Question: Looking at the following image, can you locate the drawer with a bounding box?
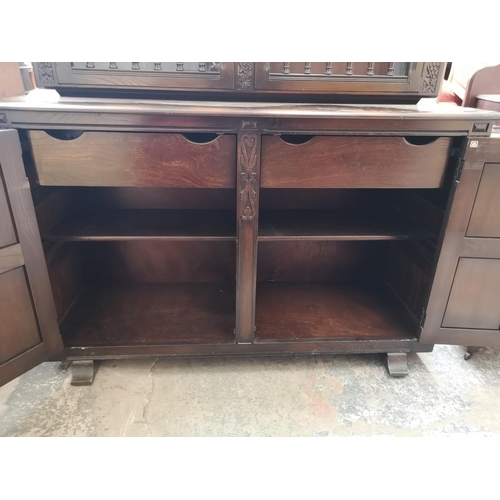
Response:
[466,163,500,238]
[29,131,236,188]
[261,135,451,188]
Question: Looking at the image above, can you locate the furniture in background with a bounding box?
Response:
[0,62,499,387]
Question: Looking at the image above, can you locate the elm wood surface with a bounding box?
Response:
[442,258,500,330]
[466,163,500,237]
[61,283,236,347]
[261,136,451,188]
[255,282,415,341]
[0,130,63,386]
[29,131,236,188]
[257,241,386,283]
[82,241,236,284]
[258,209,431,241]
[44,209,236,241]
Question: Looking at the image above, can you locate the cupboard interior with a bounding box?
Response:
[255,183,454,342]
[35,187,237,347]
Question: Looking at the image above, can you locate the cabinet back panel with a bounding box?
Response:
[81,241,236,284]
[257,241,387,282]
[75,187,236,211]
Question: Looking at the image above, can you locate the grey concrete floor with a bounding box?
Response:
[1,345,499,436]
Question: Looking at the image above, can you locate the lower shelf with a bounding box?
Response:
[255,282,416,341]
[61,283,236,347]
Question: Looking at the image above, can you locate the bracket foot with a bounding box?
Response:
[71,360,98,386]
[387,353,409,377]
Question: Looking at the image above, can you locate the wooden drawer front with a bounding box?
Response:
[466,163,500,237]
[442,258,500,330]
[29,131,236,188]
[261,136,451,188]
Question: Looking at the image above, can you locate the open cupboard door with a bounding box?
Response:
[420,137,500,349]
[0,129,63,386]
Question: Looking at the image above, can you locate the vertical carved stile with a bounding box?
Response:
[109,62,118,69]
[239,134,258,221]
[283,62,290,74]
[199,62,206,72]
[176,62,184,71]
[387,62,395,76]
[86,62,95,69]
[325,62,332,75]
[304,62,311,74]
[346,62,353,75]
[422,62,442,93]
[36,63,56,85]
[236,63,253,90]
[154,62,162,71]
[132,62,140,70]
[367,62,375,75]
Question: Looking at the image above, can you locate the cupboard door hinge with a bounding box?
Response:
[454,158,464,182]
[419,308,427,328]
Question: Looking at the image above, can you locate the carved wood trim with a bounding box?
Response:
[237,62,253,90]
[239,133,258,220]
[422,62,441,93]
[36,62,56,85]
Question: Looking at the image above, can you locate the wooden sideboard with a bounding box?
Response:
[0,94,499,386]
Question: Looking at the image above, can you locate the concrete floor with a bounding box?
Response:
[1,345,499,437]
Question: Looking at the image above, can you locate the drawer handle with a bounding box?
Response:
[182,133,220,145]
[403,136,440,146]
[45,130,85,141]
[279,135,314,145]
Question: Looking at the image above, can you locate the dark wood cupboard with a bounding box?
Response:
[0,89,499,386]
[33,62,445,103]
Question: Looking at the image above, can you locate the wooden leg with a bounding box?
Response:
[387,353,409,377]
[71,360,97,386]
[465,346,481,361]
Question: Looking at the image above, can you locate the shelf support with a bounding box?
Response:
[386,353,408,377]
[236,127,261,344]
[71,360,98,386]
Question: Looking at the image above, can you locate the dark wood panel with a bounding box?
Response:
[255,282,415,341]
[257,241,386,282]
[29,131,237,188]
[467,163,500,237]
[46,243,83,321]
[34,187,76,237]
[0,130,62,374]
[0,267,42,364]
[0,243,24,274]
[383,242,432,320]
[65,338,433,358]
[0,175,16,248]
[82,240,236,284]
[61,283,235,346]
[261,135,451,188]
[258,210,430,241]
[442,258,500,330]
[44,209,236,241]
[75,187,235,210]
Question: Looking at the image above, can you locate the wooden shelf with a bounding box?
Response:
[61,283,236,347]
[258,210,430,241]
[44,209,236,241]
[255,282,415,341]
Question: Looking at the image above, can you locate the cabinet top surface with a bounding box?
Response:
[1,92,499,121]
